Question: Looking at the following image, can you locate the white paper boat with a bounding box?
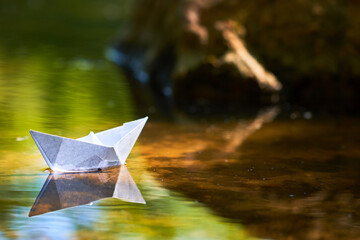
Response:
[29,165,145,217]
[30,117,148,172]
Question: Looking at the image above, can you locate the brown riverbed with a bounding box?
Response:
[139,114,360,239]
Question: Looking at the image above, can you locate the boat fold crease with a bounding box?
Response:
[30,117,148,172]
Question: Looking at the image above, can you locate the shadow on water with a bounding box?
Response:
[29,166,145,217]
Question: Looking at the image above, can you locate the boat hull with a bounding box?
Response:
[30,117,148,172]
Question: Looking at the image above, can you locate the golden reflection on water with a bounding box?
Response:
[140,116,360,240]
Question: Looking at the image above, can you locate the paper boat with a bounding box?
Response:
[30,117,148,172]
[29,165,145,217]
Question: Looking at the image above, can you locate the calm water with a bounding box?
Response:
[1,2,360,240]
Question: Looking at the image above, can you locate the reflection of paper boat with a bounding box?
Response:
[30,117,148,172]
[29,165,145,217]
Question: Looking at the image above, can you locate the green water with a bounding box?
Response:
[0,1,255,240]
[1,1,360,240]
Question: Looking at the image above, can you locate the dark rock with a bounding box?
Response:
[112,0,360,113]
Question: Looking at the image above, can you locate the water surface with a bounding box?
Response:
[0,1,359,240]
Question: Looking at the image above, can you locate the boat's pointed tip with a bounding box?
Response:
[29,129,41,134]
[141,116,149,124]
[29,129,44,138]
[28,210,36,217]
[29,129,37,136]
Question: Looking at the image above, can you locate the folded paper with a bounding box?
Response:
[30,117,148,172]
[29,165,145,217]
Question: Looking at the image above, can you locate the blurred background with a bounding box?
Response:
[0,1,360,239]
